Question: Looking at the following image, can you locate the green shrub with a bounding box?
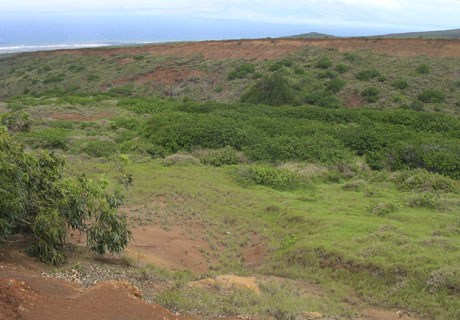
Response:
[317,70,337,79]
[416,64,430,74]
[326,78,346,93]
[87,74,100,81]
[134,55,145,61]
[344,52,358,62]
[50,120,74,129]
[43,75,64,84]
[241,73,298,106]
[83,140,116,157]
[377,75,387,82]
[1,112,31,132]
[27,128,68,149]
[356,69,380,81]
[361,87,380,102]
[410,100,425,111]
[231,165,303,190]
[392,169,455,192]
[369,202,398,216]
[162,153,201,166]
[335,63,350,74]
[111,117,140,130]
[315,57,332,69]
[392,80,409,90]
[304,91,341,108]
[418,89,445,103]
[228,64,256,80]
[293,67,304,75]
[406,192,440,209]
[194,146,243,166]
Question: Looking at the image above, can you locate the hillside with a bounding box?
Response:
[380,28,460,39]
[281,32,336,39]
[1,38,460,114]
[1,37,460,320]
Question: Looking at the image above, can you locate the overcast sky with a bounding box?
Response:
[1,1,459,45]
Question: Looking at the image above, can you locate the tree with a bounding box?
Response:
[0,128,132,265]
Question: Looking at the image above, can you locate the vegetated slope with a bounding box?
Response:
[1,38,460,114]
[380,28,460,39]
[2,95,460,319]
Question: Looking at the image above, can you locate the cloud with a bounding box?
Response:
[1,0,460,32]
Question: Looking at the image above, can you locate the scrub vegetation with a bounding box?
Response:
[1,39,460,319]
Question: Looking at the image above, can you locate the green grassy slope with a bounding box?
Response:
[2,95,460,318]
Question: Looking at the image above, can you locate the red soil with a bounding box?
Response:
[25,38,460,61]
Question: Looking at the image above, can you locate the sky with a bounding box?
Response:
[1,1,460,47]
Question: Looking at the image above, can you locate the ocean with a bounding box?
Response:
[0,13,403,53]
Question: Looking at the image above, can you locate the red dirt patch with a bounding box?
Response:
[0,261,200,320]
[25,38,460,61]
[0,97,8,102]
[344,92,364,108]
[242,244,266,268]
[126,224,217,273]
[50,112,111,121]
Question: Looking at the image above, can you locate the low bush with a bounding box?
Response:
[193,146,245,166]
[241,73,298,106]
[317,70,337,79]
[406,192,440,209]
[26,128,68,149]
[416,63,430,74]
[361,87,380,102]
[162,153,201,166]
[83,140,116,157]
[392,169,455,192]
[87,74,101,81]
[418,89,445,103]
[326,78,346,93]
[0,112,31,132]
[228,64,256,80]
[392,80,409,90]
[369,202,398,216]
[356,69,380,81]
[315,57,332,69]
[335,63,350,74]
[231,165,304,190]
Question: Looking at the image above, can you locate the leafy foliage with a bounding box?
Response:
[228,64,256,80]
[241,73,298,106]
[0,130,132,264]
[356,69,380,81]
[418,89,445,103]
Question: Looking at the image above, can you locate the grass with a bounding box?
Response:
[60,153,460,319]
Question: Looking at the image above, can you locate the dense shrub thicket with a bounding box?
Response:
[0,129,132,264]
[113,97,460,179]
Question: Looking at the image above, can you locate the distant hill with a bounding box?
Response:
[282,32,336,39]
[378,28,460,39]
